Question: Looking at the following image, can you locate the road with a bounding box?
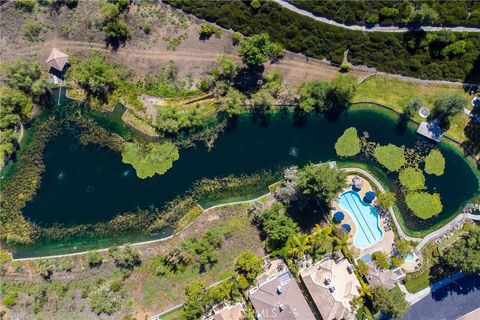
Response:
[273,0,480,33]
[403,274,480,320]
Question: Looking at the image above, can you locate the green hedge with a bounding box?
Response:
[165,0,480,82]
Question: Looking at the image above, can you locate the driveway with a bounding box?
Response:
[403,274,480,320]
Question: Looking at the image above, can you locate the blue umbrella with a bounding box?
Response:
[342,224,352,233]
[365,191,376,202]
[333,211,345,223]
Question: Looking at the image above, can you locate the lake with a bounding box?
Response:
[10,107,479,257]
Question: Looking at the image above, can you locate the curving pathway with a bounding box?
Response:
[273,0,480,33]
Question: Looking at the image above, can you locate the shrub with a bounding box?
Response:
[335,127,361,157]
[231,31,241,45]
[2,295,17,308]
[424,149,445,176]
[14,0,36,12]
[399,167,425,191]
[109,246,141,269]
[340,63,351,73]
[24,20,44,42]
[235,251,262,284]
[374,144,405,172]
[405,192,443,219]
[86,251,102,268]
[199,23,222,39]
[121,141,180,179]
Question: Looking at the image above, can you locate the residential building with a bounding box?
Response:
[249,261,316,320]
[301,258,361,320]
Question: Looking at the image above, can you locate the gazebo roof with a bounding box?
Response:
[352,177,364,189]
[365,191,376,202]
[46,48,68,72]
[333,211,345,223]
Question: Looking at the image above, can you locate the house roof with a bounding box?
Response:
[46,48,68,71]
[301,259,361,320]
[249,271,316,320]
[366,262,403,290]
[213,303,244,320]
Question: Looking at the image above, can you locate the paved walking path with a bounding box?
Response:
[415,213,480,252]
[274,0,480,33]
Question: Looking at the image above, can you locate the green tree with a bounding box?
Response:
[259,205,300,250]
[432,94,468,126]
[409,4,439,26]
[377,192,396,210]
[298,80,329,113]
[103,20,131,46]
[404,99,422,119]
[250,0,261,10]
[395,240,412,257]
[374,144,406,172]
[72,52,121,98]
[309,224,334,255]
[100,2,120,21]
[370,286,409,318]
[399,167,426,191]
[182,280,207,320]
[221,87,245,115]
[14,0,36,12]
[239,33,285,66]
[356,259,369,276]
[424,149,445,176]
[213,56,238,81]
[297,163,347,206]
[284,234,312,261]
[235,251,263,284]
[405,192,442,219]
[371,251,389,269]
[442,40,474,57]
[335,127,361,157]
[442,228,480,273]
[121,141,179,179]
[327,74,357,110]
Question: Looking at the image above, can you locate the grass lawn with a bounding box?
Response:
[354,75,474,144]
[160,307,183,320]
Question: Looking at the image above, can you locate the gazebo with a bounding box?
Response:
[351,176,364,190]
[46,48,68,83]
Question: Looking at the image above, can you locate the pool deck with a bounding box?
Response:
[331,175,394,258]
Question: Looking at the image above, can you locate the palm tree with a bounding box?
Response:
[334,235,349,253]
[310,224,333,253]
[285,234,312,260]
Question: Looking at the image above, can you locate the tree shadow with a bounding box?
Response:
[395,113,410,134]
[292,107,308,127]
[233,65,264,95]
[431,273,480,302]
[250,106,270,127]
[285,199,323,232]
[463,110,480,165]
[464,54,480,84]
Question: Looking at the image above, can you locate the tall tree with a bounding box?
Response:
[235,251,263,284]
[239,33,285,66]
[297,164,347,207]
[370,286,409,318]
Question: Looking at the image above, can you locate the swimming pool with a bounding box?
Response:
[338,190,383,249]
[404,252,416,262]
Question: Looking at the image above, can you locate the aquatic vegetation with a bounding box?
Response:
[405,192,443,219]
[121,141,179,179]
[399,167,426,191]
[335,127,361,157]
[424,149,446,176]
[374,144,406,172]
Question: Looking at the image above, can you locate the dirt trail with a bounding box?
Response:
[27,39,374,85]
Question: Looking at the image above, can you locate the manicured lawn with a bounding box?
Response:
[354,76,471,115]
[160,307,183,320]
[354,76,474,144]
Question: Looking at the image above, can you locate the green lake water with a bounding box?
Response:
[8,108,479,258]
